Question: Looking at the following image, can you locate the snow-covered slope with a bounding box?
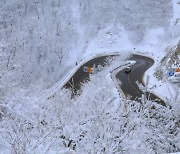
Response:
[0,1,180,153]
[1,56,180,153]
[0,0,179,96]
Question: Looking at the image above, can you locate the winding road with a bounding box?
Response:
[116,55,165,106]
[64,54,165,106]
[64,55,114,94]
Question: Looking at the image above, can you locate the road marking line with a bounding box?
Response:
[127,74,141,95]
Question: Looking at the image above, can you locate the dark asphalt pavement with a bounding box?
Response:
[64,54,165,106]
[116,54,165,106]
[63,55,115,95]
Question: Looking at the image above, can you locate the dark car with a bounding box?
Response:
[124,66,131,73]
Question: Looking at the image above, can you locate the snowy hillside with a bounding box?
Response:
[0,0,180,153]
[0,57,180,153]
[0,0,179,95]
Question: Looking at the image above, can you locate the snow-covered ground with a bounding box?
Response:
[0,0,178,96]
[82,25,180,105]
[1,55,179,153]
[0,0,180,153]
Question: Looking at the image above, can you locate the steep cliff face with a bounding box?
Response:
[0,0,175,94]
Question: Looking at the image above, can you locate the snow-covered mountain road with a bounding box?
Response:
[63,54,165,106]
[116,54,166,106]
[63,55,112,94]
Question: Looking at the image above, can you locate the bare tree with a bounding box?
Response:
[136,75,156,104]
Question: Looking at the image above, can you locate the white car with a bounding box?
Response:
[124,66,131,73]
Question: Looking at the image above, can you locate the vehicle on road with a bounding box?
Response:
[124,66,131,73]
